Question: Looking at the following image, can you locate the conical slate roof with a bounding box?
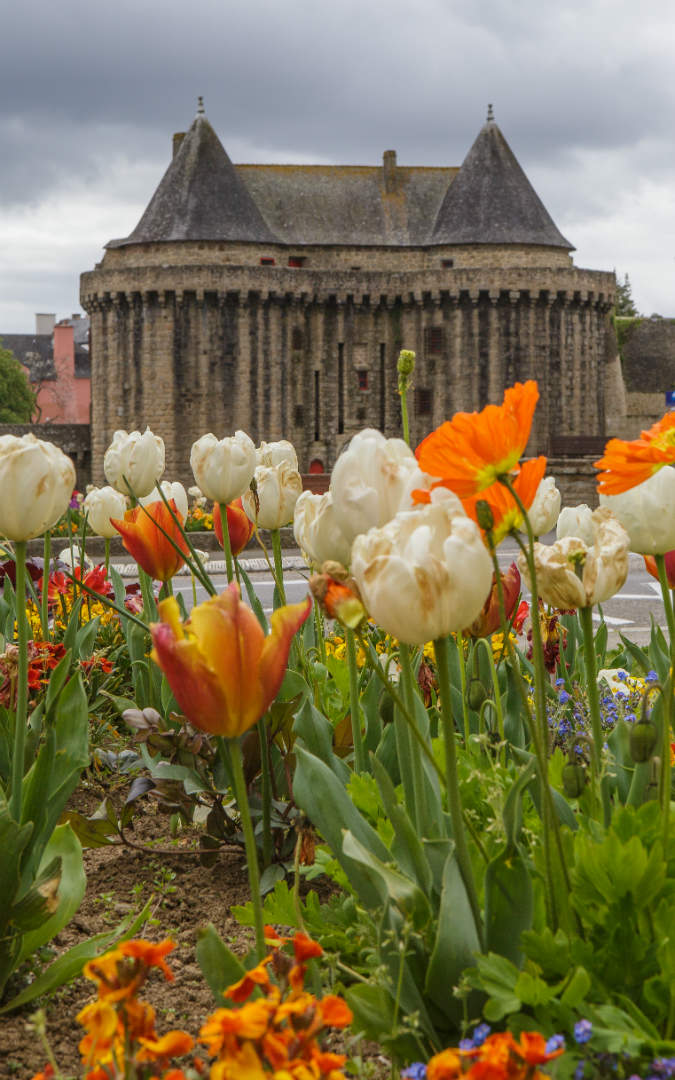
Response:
[431,111,573,249]
[113,104,277,246]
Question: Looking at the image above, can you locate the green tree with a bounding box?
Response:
[0,342,37,423]
[614,271,639,317]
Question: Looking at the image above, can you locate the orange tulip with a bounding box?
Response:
[150,585,311,738]
[213,497,255,556]
[595,411,675,495]
[644,549,675,588]
[415,381,540,499]
[111,499,189,581]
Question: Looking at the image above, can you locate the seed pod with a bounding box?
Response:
[562,760,587,799]
[630,720,658,763]
[378,691,394,726]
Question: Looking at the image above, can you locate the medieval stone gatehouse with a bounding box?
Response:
[81,103,615,484]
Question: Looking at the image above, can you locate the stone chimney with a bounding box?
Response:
[382,150,398,194]
[173,132,186,158]
[35,313,56,335]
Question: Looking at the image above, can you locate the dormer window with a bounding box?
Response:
[260,257,275,265]
[442,259,454,268]
[288,256,306,268]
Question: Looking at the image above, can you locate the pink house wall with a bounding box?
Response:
[33,323,90,424]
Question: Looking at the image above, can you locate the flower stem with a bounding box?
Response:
[41,531,51,642]
[346,629,367,773]
[434,634,483,948]
[654,554,674,850]
[400,390,410,446]
[578,605,604,780]
[228,736,265,960]
[257,716,273,868]
[104,537,110,577]
[271,529,286,607]
[456,634,471,740]
[399,643,429,835]
[10,541,28,821]
[218,502,235,584]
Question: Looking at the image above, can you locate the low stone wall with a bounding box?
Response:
[0,423,91,489]
[547,457,600,508]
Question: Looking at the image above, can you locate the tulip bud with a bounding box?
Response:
[139,480,188,521]
[293,490,352,569]
[0,434,76,541]
[256,440,298,471]
[309,573,366,630]
[242,462,303,530]
[378,690,394,726]
[467,678,488,711]
[104,427,165,498]
[562,760,588,798]
[475,499,495,534]
[524,476,561,537]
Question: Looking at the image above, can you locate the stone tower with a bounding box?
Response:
[81,104,615,484]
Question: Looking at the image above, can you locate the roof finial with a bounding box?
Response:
[197,96,205,115]
[487,103,494,123]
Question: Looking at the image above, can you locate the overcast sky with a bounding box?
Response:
[2,0,674,332]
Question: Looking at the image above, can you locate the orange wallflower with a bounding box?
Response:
[151,586,311,738]
[214,497,255,556]
[595,412,675,494]
[119,937,176,981]
[426,1049,463,1080]
[112,499,190,581]
[462,456,547,545]
[415,381,540,499]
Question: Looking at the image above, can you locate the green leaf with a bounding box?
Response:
[425,848,480,1018]
[345,982,427,1063]
[18,824,86,962]
[293,747,390,910]
[467,952,522,1022]
[370,755,432,896]
[196,923,247,1005]
[238,563,268,632]
[293,699,349,782]
[62,597,84,653]
[342,830,431,929]
[484,849,533,967]
[0,900,152,1014]
[74,616,101,660]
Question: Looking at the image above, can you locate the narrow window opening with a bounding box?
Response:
[338,343,344,434]
[416,387,433,416]
[314,371,320,441]
[260,257,275,266]
[288,256,305,268]
[357,369,369,391]
[291,327,304,350]
[441,258,454,268]
[379,343,386,430]
[424,326,444,354]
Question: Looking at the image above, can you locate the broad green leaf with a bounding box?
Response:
[196,923,247,1005]
[484,849,533,966]
[18,824,86,962]
[425,848,480,1018]
[342,830,431,929]
[370,756,432,896]
[293,699,349,782]
[346,982,427,1063]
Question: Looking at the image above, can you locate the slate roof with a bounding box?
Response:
[430,116,573,249]
[107,108,572,250]
[109,109,278,247]
[1,334,54,380]
[238,163,457,246]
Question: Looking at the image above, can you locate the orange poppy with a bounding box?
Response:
[462,456,548,545]
[112,500,190,582]
[595,412,675,494]
[415,381,540,498]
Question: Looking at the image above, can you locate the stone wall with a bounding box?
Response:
[0,423,91,489]
[617,317,675,437]
[82,259,614,486]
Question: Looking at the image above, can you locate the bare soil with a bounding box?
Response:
[1,783,361,1079]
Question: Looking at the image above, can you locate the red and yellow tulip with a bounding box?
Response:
[111,499,189,582]
[213,497,255,556]
[150,584,311,737]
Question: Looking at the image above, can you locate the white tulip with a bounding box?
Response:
[104,427,165,498]
[599,466,675,554]
[350,501,493,644]
[330,428,436,546]
[242,461,303,530]
[58,547,93,572]
[139,480,188,521]
[557,504,595,547]
[190,431,256,504]
[293,490,352,568]
[523,476,561,537]
[256,440,299,471]
[0,435,75,541]
[518,506,629,608]
[83,485,128,539]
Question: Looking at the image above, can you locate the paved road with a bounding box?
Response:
[113,538,668,646]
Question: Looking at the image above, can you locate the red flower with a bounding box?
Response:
[466,563,520,637]
[644,549,675,589]
[213,498,255,556]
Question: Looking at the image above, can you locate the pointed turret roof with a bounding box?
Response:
[431,108,573,249]
[110,100,277,247]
